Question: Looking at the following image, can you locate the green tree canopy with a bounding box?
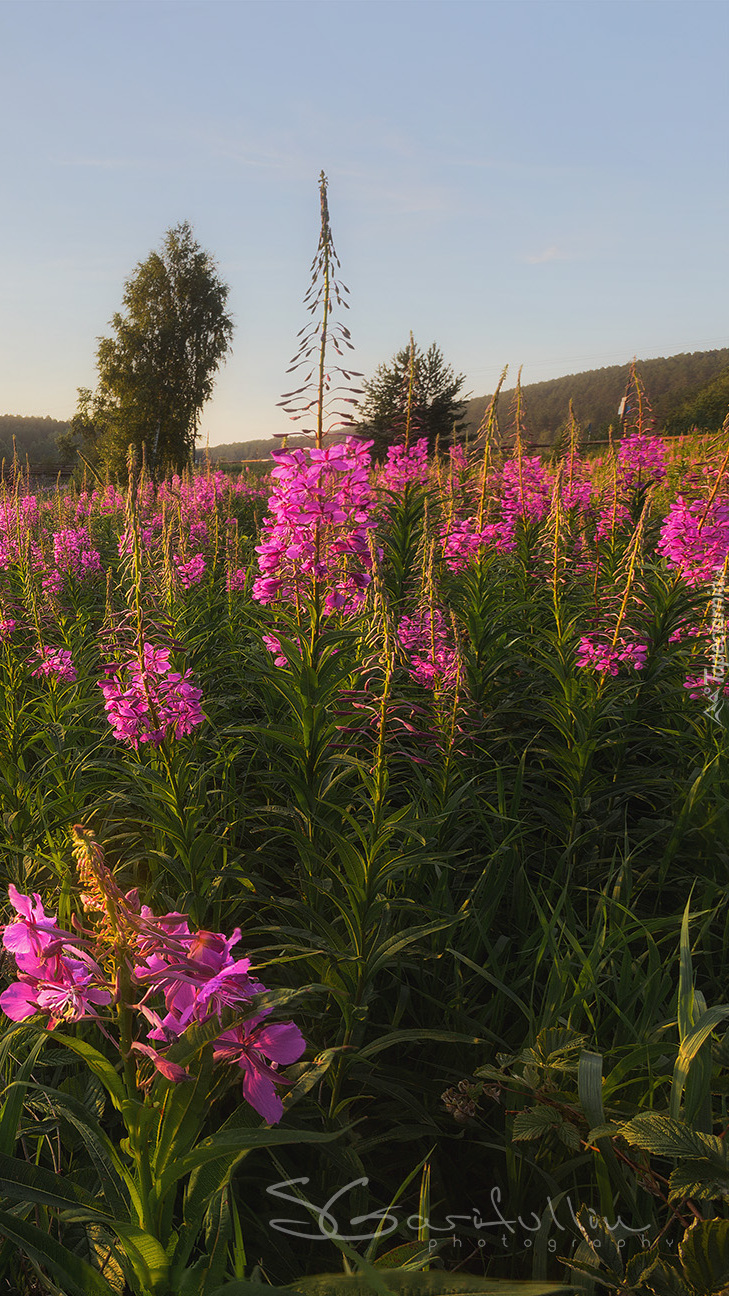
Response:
[356,339,468,458]
[68,222,234,477]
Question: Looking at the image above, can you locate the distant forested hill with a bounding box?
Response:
[463,349,729,445]
[205,436,311,461]
[0,415,71,467]
[4,347,728,469]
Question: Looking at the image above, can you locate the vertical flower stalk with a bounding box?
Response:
[611,493,652,650]
[511,367,527,522]
[278,172,362,448]
[475,366,507,533]
[550,463,564,636]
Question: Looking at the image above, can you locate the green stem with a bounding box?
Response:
[117,959,157,1236]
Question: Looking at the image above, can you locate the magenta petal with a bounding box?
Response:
[7,885,39,920]
[130,1041,192,1083]
[0,981,40,1020]
[240,1059,284,1124]
[255,1021,307,1065]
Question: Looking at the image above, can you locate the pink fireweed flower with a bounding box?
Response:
[212,1017,307,1124]
[378,439,430,491]
[41,570,65,596]
[441,519,489,572]
[684,672,729,701]
[0,888,112,1028]
[617,433,667,492]
[188,521,209,548]
[1,883,306,1123]
[576,635,649,675]
[657,496,729,587]
[3,884,61,969]
[262,633,288,667]
[131,913,305,1122]
[52,527,102,582]
[174,553,206,589]
[252,439,376,613]
[398,608,459,689]
[227,566,247,593]
[0,950,113,1028]
[0,619,15,640]
[99,643,205,749]
[31,646,76,683]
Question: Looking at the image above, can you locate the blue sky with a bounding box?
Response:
[0,0,727,445]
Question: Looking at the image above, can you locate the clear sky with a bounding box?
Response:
[1,0,727,445]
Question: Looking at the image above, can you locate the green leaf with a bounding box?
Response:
[677,898,696,1046]
[577,1052,606,1131]
[28,1082,138,1219]
[0,1208,117,1296]
[578,1051,637,1212]
[373,1241,445,1270]
[211,1279,574,1296]
[357,1030,482,1061]
[177,1187,232,1296]
[511,1105,562,1140]
[152,1039,217,1179]
[291,1278,574,1296]
[156,1126,340,1203]
[0,1150,169,1292]
[671,1008,729,1123]
[0,1030,48,1156]
[639,1257,692,1296]
[172,1102,262,1278]
[668,1162,729,1202]
[52,1031,126,1109]
[0,1148,105,1213]
[679,1219,729,1294]
[573,1203,623,1279]
[618,1114,729,1164]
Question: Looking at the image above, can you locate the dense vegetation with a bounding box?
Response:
[0,415,71,469]
[1,396,729,1293]
[4,349,729,472]
[463,349,729,445]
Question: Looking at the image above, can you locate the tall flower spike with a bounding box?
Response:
[277,172,362,448]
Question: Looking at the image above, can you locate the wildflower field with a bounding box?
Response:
[2,405,729,1296]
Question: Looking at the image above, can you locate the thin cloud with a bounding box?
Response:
[523,245,569,265]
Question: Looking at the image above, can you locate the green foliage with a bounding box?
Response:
[68,222,233,478]
[4,442,729,1290]
[358,341,468,457]
[0,413,72,469]
[664,367,729,437]
[463,350,729,446]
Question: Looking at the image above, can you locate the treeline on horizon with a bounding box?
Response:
[3,346,729,469]
[463,346,729,445]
